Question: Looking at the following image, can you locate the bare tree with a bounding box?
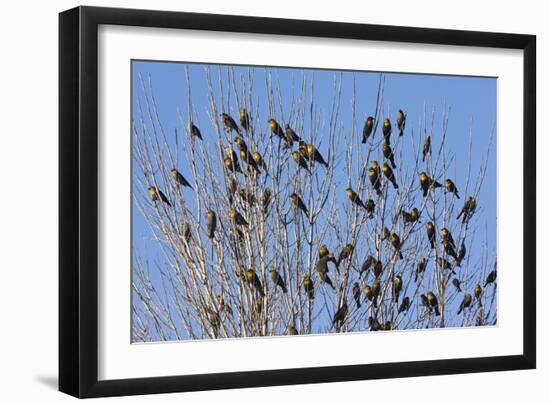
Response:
[131,65,497,342]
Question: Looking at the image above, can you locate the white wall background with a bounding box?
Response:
[0,1,545,402]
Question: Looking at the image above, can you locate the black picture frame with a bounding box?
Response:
[59,6,536,398]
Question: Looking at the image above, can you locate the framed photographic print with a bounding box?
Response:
[59,6,536,398]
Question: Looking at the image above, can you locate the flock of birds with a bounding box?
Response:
[145,107,496,333]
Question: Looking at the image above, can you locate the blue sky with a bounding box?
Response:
[131,60,496,340]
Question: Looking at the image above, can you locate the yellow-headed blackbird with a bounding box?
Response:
[240,148,260,175]
[206,210,217,239]
[443,240,458,260]
[224,147,243,174]
[452,278,462,292]
[368,167,382,196]
[352,282,361,309]
[458,293,472,314]
[474,284,483,303]
[364,285,374,306]
[372,279,381,300]
[246,268,265,297]
[346,187,367,210]
[332,301,348,327]
[287,325,298,335]
[396,109,406,136]
[360,255,375,277]
[316,255,336,289]
[149,186,172,207]
[382,143,397,169]
[319,245,338,266]
[284,124,301,142]
[456,242,466,266]
[415,257,427,282]
[290,192,309,216]
[427,291,440,316]
[419,172,442,197]
[420,294,429,308]
[229,207,248,227]
[291,151,311,174]
[444,179,460,199]
[382,163,399,189]
[382,118,392,145]
[182,221,193,244]
[427,222,436,249]
[362,116,374,143]
[268,118,285,139]
[373,259,383,278]
[368,316,382,331]
[365,199,375,219]
[422,135,431,162]
[402,207,420,224]
[239,108,251,132]
[393,274,403,302]
[337,244,354,267]
[398,296,410,314]
[306,143,329,168]
[234,136,248,152]
[303,275,315,299]
[262,188,271,216]
[457,197,477,223]
[270,269,288,293]
[171,168,193,190]
[252,151,268,172]
[484,269,497,287]
[188,122,203,140]
[390,233,403,259]
[221,113,240,133]
[441,227,456,249]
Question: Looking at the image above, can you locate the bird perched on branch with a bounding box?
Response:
[181,221,193,244]
[426,221,436,249]
[188,122,203,140]
[332,301,348,327]
[381,226,391,242]
[382,118,392,145]
[287,325,298,335]
[306,143,329,168]
[284,123,301,142]
[337,244,354,267]
[396,109,406,136]
[206,210,217,239]
[422,135,431,162]
[290,193,309,217]
[415,257,427,282]
[419,172,442,197]
[373,259,383,278]
[390,233,403,259]
[239,108,251,132]
[233,136,248,152]
[298,141,308,159]
[303,276,315,299]
[398,296,410,314]
[224,146,243,174]
[268,118,285,139]
[362,116,374,143]
[319,245,338,266]
[436,256,455,275]
[346,187,368,210]
[246,268,265,297]
[229,208,248,227]
[368,316,382,331]
[239,148,261,175]
[171,168,193,189]
[368,162,382,196]
[427,291,440,316]
[420,294,429,310]
[372,279,381,303]
[363,285,376,308]
[382,163,399,189]
[474,284,483,305]
[452,278,462,292]
[393,275,403,302]
[382,143,397,169]
[444,179,460,199]
[401,207,420,224]
[484,269,497,287]
[291,151,311,174]
[270,270,288,293]
[316,255,336,290]
[457,196,477,223]
[456,242,466,266]
[221,112,240,134]
[149,186,172,207]
[457,293,472,314]
[262,188,271,216]
[443,240,458,260]
[352,282,361,309]
[441,227,456,249]
[252,151,268,173]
